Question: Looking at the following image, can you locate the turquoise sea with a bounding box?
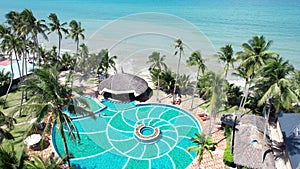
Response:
[0,0,300,70]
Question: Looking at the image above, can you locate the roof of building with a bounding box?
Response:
[278,112,300,169]
[233,114,276,169]
[98,73,149,97]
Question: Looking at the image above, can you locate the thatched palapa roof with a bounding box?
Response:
[98,73,149,97]
[233,114,276,169]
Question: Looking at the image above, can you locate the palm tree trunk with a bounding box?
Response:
[61,130,71,167]
[241,80,252,111]
[4,56,14,103]
[173,51,182,102]
[58,116,71,167]
[190,67,200,109]
[261,102,270,166]
[33,36,39,70]
[58,36,61,59]
[239,79,249,112]
[19,56,26,117]
[14,51,22,84]
[157,73,160,101]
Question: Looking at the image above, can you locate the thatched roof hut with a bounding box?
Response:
[233,114,276,169]
[98,73,149,101]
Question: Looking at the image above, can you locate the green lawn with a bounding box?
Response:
[1,90,32,161]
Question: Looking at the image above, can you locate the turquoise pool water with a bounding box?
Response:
[52,99,202,169]
[63,96,105,119]
[140,127,154,136]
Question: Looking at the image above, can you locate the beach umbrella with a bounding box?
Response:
[23,134,42,146]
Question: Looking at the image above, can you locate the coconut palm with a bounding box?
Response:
[67,20,85,57]
[187,133,216,166]
[20,66,91,167]
[97,49,117,77]
[147,51,167,101]
[232,66,250,110]
[19,9,48,68]
[291,70,300,98]
[187,51,206,79]
[173,39,184,102]
[76,43,89,73]
[0,24,8,38]
[216,44,235,79]
[208,73,225,134]
[177,74,194,95]
[58,52,75,71]
[236,35,275,111]
[197,71,215,100]
[258,56,298,123]
[0,111,15,143]
[187,50,206,108]
[5,11,21,32]
[149,68,175,94]
[48,13,68,58]
[0,33,23,102]
[0,69,10,87]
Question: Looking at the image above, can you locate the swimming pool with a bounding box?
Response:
[62,96,105,119]
[52,99,202,169]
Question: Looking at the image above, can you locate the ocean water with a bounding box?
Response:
[0,0,299,72]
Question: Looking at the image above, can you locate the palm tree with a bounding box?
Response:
[187,50,206,108]
[147,51,167,101]
[19,9,48,68]
[97,49,117,77]
[236,35,275,111]
[20,66,91,167]
[58,52,75,71]
[232,66,250,110]
[76,43,89,73]
[291,70,300,98]
[258,56,298,123]
[67,20,85,57]
[208,73,225,135]
[216,44,235,80]
[187,133,216,167]
[0,66,10,87]
[48,13,68,58]
[177,74,194,95]
[0,33,23,102]
[0,111,15,143]
[0,24,7,38]
[5,11,21,32]
[173,39,184,102]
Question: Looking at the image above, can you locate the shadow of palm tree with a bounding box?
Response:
[273,133,300,165]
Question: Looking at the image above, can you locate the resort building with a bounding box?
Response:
[278,113,300,169]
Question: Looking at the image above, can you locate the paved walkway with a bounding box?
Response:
[270,123,293,169]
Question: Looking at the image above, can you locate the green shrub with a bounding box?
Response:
[223,124,236,167]
[223,146,235,167]
[224,124,232,137]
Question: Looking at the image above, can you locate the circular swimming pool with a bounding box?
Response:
[52,98,202,169]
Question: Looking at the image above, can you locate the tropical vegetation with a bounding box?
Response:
[0,8,300,169]
[187,133,217,166]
